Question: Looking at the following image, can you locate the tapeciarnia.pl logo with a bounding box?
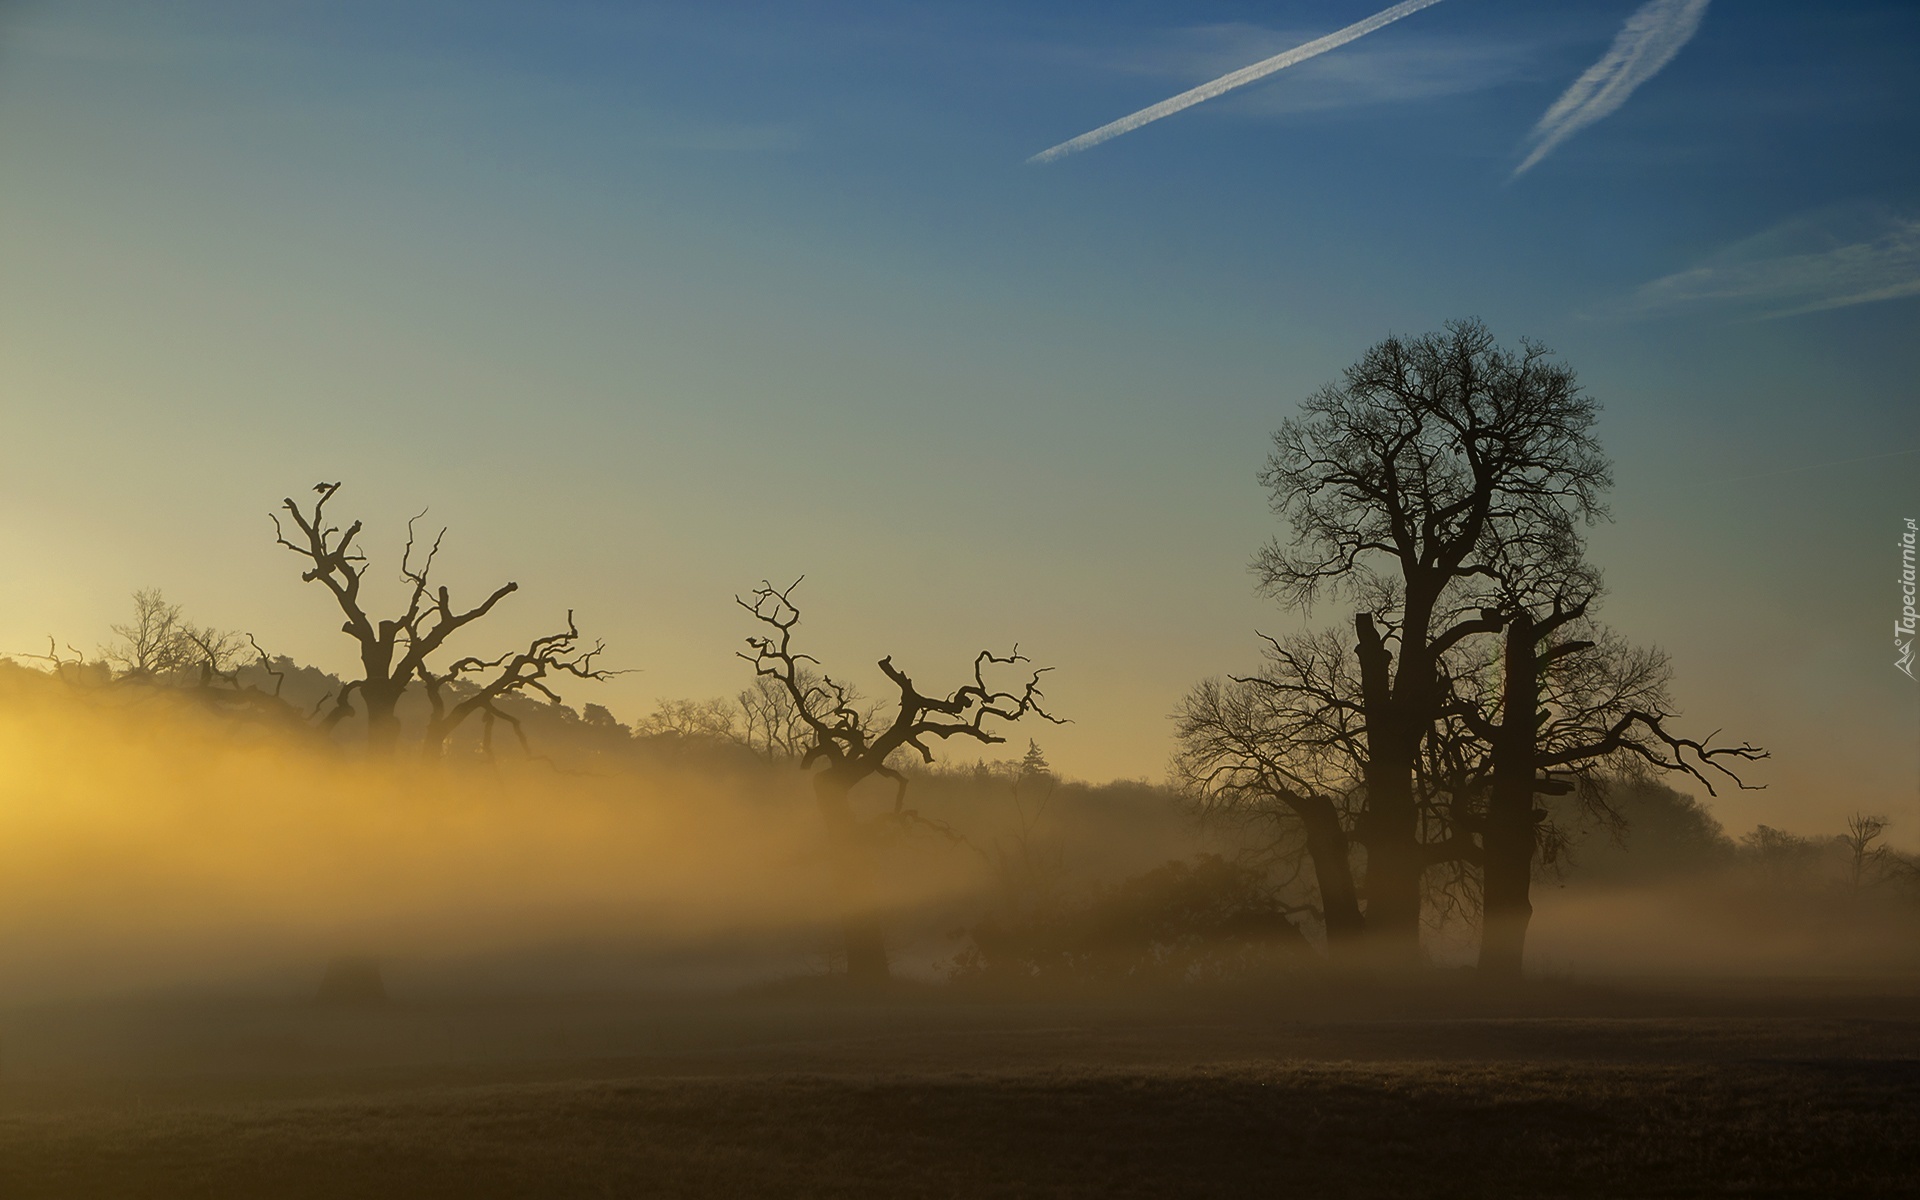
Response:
[1899,517,1917,680]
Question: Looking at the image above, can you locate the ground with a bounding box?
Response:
[2,976,1917,1198]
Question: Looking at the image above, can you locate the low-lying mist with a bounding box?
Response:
[1501,781,1920,981]
[0,668,1209,1003]
[1,665,1913,1007]
[0,673,885,1002]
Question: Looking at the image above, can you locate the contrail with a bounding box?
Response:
[1514,0,1709,177]
[1028,0,1449,165]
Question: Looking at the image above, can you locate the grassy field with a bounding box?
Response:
[3,979,1917,1198]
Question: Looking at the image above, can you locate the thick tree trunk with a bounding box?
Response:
[1294,793,1367,958]
[1357,763,1423,967]
[363,686,403,756]
[1478,824,1533,979]
[812,773,889,986]
[1354,613,1423,968]
[1480,613,1538,981]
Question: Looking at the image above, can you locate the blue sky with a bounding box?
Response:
[2,0,1916,835]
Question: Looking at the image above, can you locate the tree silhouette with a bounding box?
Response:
[739,578,1061,985]
[1254,318,1608,964]
[1844,814,1888,888]
[416,612,613,759]
[104,589,247,682]
[273,482,518,754]
[77,590,298,731]
[736,673,824,763]
[1173,629,1368,960]
[1438,583,1764,978]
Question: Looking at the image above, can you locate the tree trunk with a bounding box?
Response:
[364,686,403,756]
[812,773,890,986]
[1293,792,1367,959]
[1357,766,1423,968]
[1354,613,1423,968]
[419,710,461,760]
[1480,613,1538,981]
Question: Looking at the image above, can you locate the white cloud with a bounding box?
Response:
[1515,0,1710,177]
[1199,27,1544,117]
[1616,209,1920,319]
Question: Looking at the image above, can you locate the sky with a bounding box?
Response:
[0,0,1916,840]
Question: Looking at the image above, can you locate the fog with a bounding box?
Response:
[0,667,1213,1003]
[1528,869,1920,980]
[0,672,895,1002]
[1,663,1913,1010]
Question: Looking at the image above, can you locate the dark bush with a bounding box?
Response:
[951,854,1312,986]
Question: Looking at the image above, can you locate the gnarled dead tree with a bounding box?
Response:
[273,482,518,754]
[416,612,613,759]
[739,578,1062,985]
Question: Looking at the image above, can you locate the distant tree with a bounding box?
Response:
[1843,814,1893,891]
[103,589,248,682]
[1250,319,1608,964]
[581,703,626,732]
[634,696,739,743]
[103,589,193,678]
[78,589,306,730]
[1739,825,1826,882]
[979,740,1067,931]
[739,578,1061,985]
[1550,780,1735,883]
[736,673,821,763]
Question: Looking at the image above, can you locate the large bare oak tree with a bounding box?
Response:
[1254,318,1608,964]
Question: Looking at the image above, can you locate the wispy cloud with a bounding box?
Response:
[1515,0,1709,177]
[1612,208,1920,320]
[1028,0,1449,165]
[1064,22,1543,107]
[1234,42,1539,117]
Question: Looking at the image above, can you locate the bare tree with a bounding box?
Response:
[1254,318,1609,964]
[736,673,822,763]
[104,589,247,682]
[273,482,517,753]
[739,578,1061,985]
[1438,572,1764,978]
[416,613,613,759]
[103,589,191,678]
[1843,814,1893,891]
[1173,629,1368,959]
[634,697,739,743]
